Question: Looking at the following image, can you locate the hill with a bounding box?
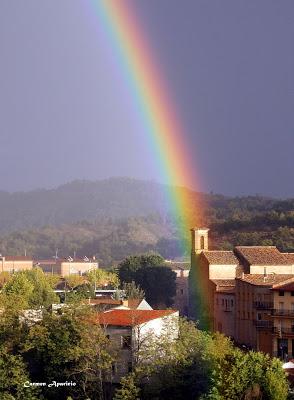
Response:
[0,178,293,264]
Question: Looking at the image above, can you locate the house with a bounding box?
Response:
[0,255,33,272]
[84,297,153,311]
[97,308,179,382]
[35,257,98,276]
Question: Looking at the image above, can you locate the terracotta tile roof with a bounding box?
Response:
[84,298,122,305]
[234,246,294,266]
[271,279,294,292]
[238,274,294,286]
[211,279,236,293]
[202,251,239,265]
[96,309,177,326]
[211,279,236,287]
[3,256,32,261]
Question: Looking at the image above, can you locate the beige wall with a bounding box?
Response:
[209,264,238,280]
[1,260,33,272]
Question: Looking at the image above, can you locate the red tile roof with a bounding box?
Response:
[272,280,294,292]
[234,246,294,266]
[97,309,177,326]
[3,256,32,261]
[238,274,294,286]
[202,251,239,265]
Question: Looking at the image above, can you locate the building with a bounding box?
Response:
[97,309,179,382]
[35,257,98,276]
[0,255,33,272]
[190,227,294,356]
[166,261,190,316]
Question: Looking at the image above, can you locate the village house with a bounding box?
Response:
[97,308,179,382]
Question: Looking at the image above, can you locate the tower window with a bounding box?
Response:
[200,236,205,250]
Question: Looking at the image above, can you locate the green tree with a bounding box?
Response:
[118,253,165,283]
[0,346,39,400]
[122,281,145,300]
[135,266,176,308]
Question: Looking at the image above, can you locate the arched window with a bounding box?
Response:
[200,236,205,249]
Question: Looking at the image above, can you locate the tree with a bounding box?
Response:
[87,269,120,289]
[118,319,289,400]
[118,254,175,308]
[0,346,39,400]
[118,253,165,283]
[122,281,145,300]
[22,305,114,400]
[114,373,140,400]
[135,266,176,308]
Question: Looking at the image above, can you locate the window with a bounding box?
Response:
[222,299,224,306]
[112,363,117,374]
[231,299,234,307]
[121,336,131,349]
[200,236,205,249]
[279,291,285,297]
[180,289,184,295]
[291,291,294,297]
[257,313,262,321]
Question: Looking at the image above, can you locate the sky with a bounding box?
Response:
[0,0,293,197]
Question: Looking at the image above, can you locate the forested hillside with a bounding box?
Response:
[0,178,293,265]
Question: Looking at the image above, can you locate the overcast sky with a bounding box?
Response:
[0,0,293,197]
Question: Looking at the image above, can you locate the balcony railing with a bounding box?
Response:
[253,301,273,310]
[273,327,294,335]
[271,309,294,317]
[253,320,273,330]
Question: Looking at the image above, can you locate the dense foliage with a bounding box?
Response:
[114,319,289,400]
[118,254,177,308]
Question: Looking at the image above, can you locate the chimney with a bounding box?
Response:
[263,267,267,282]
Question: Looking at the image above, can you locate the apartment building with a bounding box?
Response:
[36,257,98,276]
[190,228,294,357]
[0,255,33,272]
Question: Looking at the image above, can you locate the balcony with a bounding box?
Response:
[253,301,273,310]
[271,309,294,317]
[273,327,294,336]
[253,320,273,330]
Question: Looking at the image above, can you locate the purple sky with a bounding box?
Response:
[0,0,293,197]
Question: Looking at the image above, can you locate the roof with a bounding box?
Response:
[166,261,190,271]
[234,246,294,266]
[202,251,239,265]
[96,309,177,327]
[35,258,97,264]
[272,281,294,292]
[238,274,294,286]
[211,279,236,287]
[2,256,32,261]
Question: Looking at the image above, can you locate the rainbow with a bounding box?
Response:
[90,0,204,255]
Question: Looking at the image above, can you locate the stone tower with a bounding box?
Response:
[190,227,209,255]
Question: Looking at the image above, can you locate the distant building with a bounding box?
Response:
[0,255,33,272]
[166,261,190,316]
[35,257,98,276]
[97,309,179,382]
